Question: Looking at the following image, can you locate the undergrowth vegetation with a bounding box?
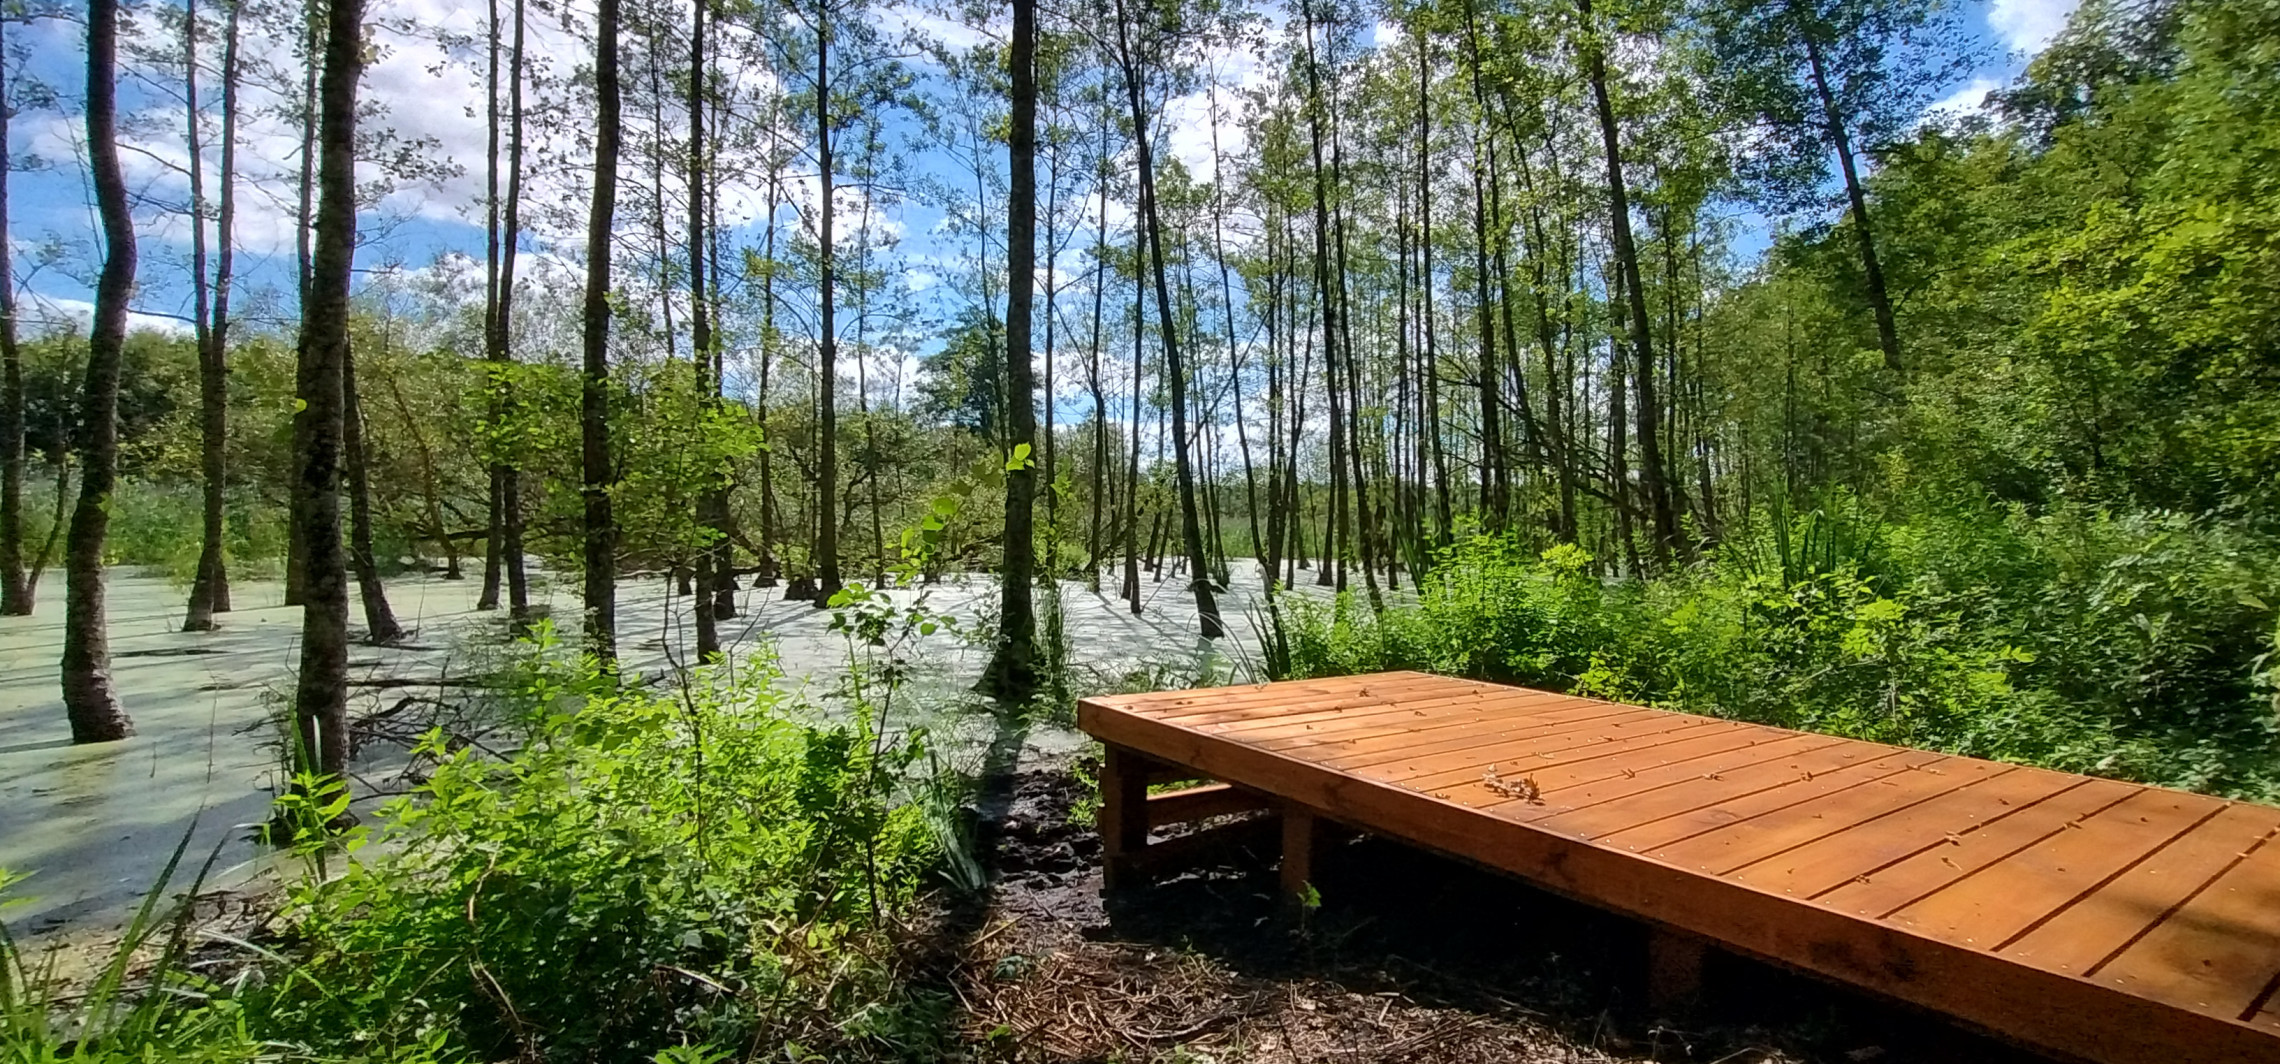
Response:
[2,631,964,1064]
[1268,499,2280,799]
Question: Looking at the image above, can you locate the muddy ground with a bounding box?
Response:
[931,761,2053,1064]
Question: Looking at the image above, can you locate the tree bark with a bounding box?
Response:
[62,0,138,743]
[1115,0,1221,638]
[581,0,622,663]
[185,0,242,631]
[1796,9,1902,375]
[982,0,1039,699]
[811,2,841,606]
[0,14,29,616]
[342,338,402,643]
[1580,0,1679,567]
[689,0,720,660]
[291,0,366,777]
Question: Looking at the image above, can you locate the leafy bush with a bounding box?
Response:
[246,637,949,1062]
[1271,506,2280,799]
[4,634,956,1064]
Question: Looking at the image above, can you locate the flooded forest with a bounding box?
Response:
[2,0,2277,1060]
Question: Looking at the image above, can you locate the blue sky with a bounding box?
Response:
[4,0,2079,346]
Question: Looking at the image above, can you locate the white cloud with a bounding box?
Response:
[1989,0,2078,54]
[1924,76,2002,121]
[20,291,194,337]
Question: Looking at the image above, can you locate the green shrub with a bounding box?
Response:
[246,636,948,1062]
[1270,509,2280,799]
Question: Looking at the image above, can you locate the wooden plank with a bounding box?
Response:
[1371,717,1743,792]
[2004,802,2280,977]
[1412,728,1819,815]
[1117,673,1463,722]
[1591,746,1951,859]
[1730,764,2085,900]
[1147,782,1273,828]
[1639,758,1992,875]
[1179,678,1541,726]
[1809,777,2142,918]
[1231,689,1610,747]
[1088,672,1436,711]
[1497,733,1850,819]
[2091,822,2280,1022]
[1882,787,2227,951]
[1316,706,1683,771]
[1516,734,1868,832]
[1077,694,2280,1064]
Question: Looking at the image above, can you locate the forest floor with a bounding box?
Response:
[928,758,2057,1064]
[0,560,1290,944]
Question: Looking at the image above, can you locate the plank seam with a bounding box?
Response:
[1801,777,2095,903]
[2081,822,2280,983]
[1871,787,2142,920]
[1990,800,2233,954]
[1715,765,2021,878]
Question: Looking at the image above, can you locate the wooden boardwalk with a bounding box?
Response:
[1078,672,2280,1064]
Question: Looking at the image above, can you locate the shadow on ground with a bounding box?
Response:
[931,762,2055,1064]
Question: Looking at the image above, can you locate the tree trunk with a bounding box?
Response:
[1580,0,1678,568]
[689,0,720,660]
[185,0,242,631]
[581,0,622,663]
[755,159,780,587]
[1115,1,1221,639]
[0,14,29,616]
[982,0,1039,699]
[499,0,529,619]
[1084,99,1110,584]
[342,339,402,643]
[1796,11,1901,375]
[292,0,366,777]
[811,3,841,606]
[62,0,137,743]
[284,0,322,610]
[477,0,505,613]
[1417,25,1450,552]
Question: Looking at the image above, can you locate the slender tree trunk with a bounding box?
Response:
[477,0,505,613]
[581,0,622,663]
[1579,0,1678,567]
[1115,7,1220,637]
[284,0,322,609]
[983,0,1039,698]
[499,0,529,619]
[811,4,841,605]
[1795,5,1901,375]
[1122,267,1142,614]
[185,0,241,630]
[1416,26,1450,552]
[342,338,401,643]
[0,13,22,617]
[61,0,137,743]
[1298,0,1343,591]
[689,0,721,660]
[755,157,780,587]
[292,0,366,776]
[1084,101,1110,583]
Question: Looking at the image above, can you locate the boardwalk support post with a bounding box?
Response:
[1100,744,1153,893]
[1280,804,1319,908]
[1646,926,1708,1016]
